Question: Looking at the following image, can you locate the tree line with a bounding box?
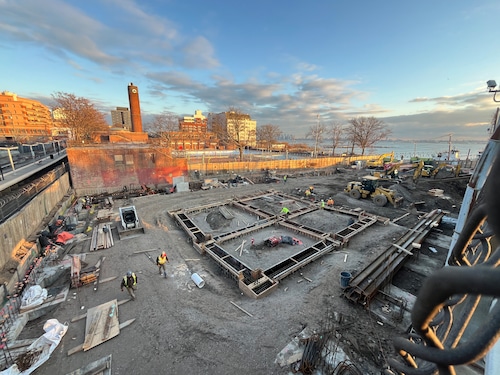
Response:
[52,92,390,155]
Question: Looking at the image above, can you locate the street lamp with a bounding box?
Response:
[487,80,500,102]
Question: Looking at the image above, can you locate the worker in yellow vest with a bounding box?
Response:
[121,271,138,300]
[156,251,169,278]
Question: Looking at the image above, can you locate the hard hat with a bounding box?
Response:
[162,251,166,256]
[127,270,132,277]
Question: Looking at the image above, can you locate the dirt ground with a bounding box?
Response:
[14,167,469,375]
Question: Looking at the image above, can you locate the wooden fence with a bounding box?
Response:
[187,155,374,176]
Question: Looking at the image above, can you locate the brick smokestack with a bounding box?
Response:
[127,83,143,133]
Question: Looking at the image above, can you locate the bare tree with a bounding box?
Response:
[257,124,282,151]
[306,115,326,157]
[51,92,108,143]
[347,116,391,155]
[147,111,180,146]
[328,121,344,156]
[212,107,255,161]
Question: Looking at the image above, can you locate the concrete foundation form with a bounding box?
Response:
[169,190,385,299]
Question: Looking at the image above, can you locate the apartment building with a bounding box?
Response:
[179,109,208,132]
[207,111,257,148]
[0,91,52,142]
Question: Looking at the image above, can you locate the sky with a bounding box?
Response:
[1,0,500,141]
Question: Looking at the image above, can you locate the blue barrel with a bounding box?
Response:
[340,271,352,288]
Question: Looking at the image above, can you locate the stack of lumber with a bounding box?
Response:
[90,223,114,251]
[79,273,97,285]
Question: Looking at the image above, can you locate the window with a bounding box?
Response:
[125,154,134,165]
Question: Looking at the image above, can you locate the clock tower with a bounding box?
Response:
[127,83,143,133]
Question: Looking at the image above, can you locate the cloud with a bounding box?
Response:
[409,90,488,109]
[383,106,494,141]
[0,0,216,71]
[181,36,220,69]
[296,62,318,72]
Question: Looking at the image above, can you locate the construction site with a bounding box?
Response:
[0,151,490,375]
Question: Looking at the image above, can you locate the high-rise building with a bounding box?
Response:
[111,107,132,130]
[0,91,52,142]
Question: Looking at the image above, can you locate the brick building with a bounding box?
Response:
[179,109,207,132]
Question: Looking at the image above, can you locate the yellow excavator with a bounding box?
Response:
[345,175,403,207]
[413,162,461,181]
[412,160,425,182]
[365,151,395,169]
[373,162,403,180]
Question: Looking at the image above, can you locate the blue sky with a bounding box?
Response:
[1,0,499,141]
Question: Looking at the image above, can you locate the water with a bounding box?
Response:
[361,140,486,160]
[297,139,487,160]
[178,139,488,161]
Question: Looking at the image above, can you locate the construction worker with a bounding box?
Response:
[327,197,334,206]
[283,175,287,184]
[280,206,290,216]
[121,271,138,300]
[320,199,325,209]
[305,189,311,198]
[156,251,169,278]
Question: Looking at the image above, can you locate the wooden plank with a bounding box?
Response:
[82,300,120,351]
[70,299,129,323]
[392,212,410,223]
[65,354,112,375]
[392,243,413,255]
[99,276,117,284]
[82,310,102,350]
[230,301,253,317]
[67,319,135,356]
[132,248,160,255]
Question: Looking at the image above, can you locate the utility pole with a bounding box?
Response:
[447,133,452,161]
[314,114,320,158]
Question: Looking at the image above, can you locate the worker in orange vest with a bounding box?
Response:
[156,251,169,278]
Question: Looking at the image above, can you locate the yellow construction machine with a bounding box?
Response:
[413,162,460,181]
[365,151,395,169]
[372,162,403,180]
[344,175,403,207]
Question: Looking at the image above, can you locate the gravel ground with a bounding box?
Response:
[13,168,469,375]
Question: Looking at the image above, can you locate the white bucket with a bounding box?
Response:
[191,273,205,288]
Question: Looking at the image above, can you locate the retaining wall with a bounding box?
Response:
[0,173,72,277]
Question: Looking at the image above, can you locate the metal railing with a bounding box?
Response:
[0,164,69,224]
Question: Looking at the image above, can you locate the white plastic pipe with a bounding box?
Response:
[191,273,205,288]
